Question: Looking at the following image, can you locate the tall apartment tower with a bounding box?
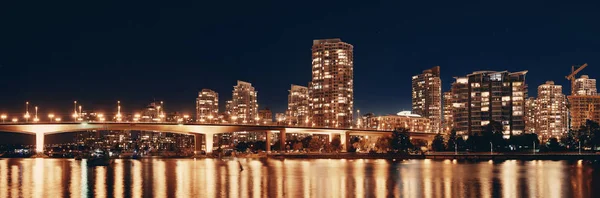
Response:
[309,38,354,128]
[569,75,600,130]
[574,75,597,96]
[286,85,310,126]
[451,71,528,137]
[535,81,568,139]
[196,89,219,123]
[412,66,442,133]
[229,80,258,124]
[524,97,537,133]
[442,91,454,134]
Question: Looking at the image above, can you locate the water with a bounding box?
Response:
[0,158,597,197]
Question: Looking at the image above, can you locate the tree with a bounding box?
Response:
[544,137,563,151]
[301,136,313,149]
[469,120,507,152]
[235,141,249,152]
[253,141,267,152]
[509,133,539,151]
[561,130,578,150]
[390,128,413,153]
[292,142,303,151]
[348,136,361,152]
[446,130,457,151]
[578,119,600,150]
[330,137,342,152]
[352,139,369,152]
[375,136,390,153]
[456,136,467,151]
[308,138,323,152]
[271,140,280,151]
[431,133,445,151]
[412,139,428,151]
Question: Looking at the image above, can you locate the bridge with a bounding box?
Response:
[0,122,436,154]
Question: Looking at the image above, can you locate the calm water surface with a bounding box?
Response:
[0,158,597,197]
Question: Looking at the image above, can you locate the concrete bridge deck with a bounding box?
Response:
[0,122,436,154]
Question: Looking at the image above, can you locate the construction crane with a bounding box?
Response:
[565,63,588,95]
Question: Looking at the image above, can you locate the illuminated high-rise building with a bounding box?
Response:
[229,80,258,124]
[574,75,597,96]
[196,89,219,123]
[524,97,537,133]
[309,38,353,128]
[258,108,273,125]
[442,91,454,134]
[534,81,568,139]
[569,74,600,130]
[412,66,442,133]
[286,84,310,126]
[376,111,431,132]
[451,70,528,137]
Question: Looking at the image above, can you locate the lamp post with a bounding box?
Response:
[455,143,458,155]
[184,115,190,123]
[48,114,55,122]
[0,114,6,123]
[533,141,536,154]
[490,142,493,155]
[134,113,141,122]
[78,105,83,121]
[579,141,581,154]
[12,118,18,123]
[231,115,238,124]
[116,101,122,122]
[33,106,39,122]
[24,102,30,122]
[73,101,78,121]
[55,117,61,122]
[208,115,214,124]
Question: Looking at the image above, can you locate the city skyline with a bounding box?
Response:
[1,2,599,197]
[2,1,600,116]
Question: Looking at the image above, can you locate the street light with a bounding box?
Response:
[48,114,55,122]
[208,115,214,123]
[1,114,6,123]
[24,101,30,122]
[78,105,83,121]
[33,106,39,122]
[97,113,104,122]
[55,118,61,122]
[116,101,122,122]
[12,118,18,123]
[231,115,238,124]
[490,142,493,154]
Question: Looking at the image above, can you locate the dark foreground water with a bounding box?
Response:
[0,158,598,197]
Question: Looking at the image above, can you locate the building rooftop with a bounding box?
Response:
[395,111,422,117]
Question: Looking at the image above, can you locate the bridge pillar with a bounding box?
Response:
[194,134,202,154]
[205,133,214,154]
[265,131,271,153]
[279,129,286,152]
[36,132,44,154]
[341,131,349,152]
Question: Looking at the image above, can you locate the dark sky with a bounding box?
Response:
[1,0,600,119]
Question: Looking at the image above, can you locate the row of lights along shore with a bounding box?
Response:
[0,101,190,123]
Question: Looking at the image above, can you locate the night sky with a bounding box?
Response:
[1,0,600,120]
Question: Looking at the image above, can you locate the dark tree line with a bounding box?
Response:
[432,119,600,152]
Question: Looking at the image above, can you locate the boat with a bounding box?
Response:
[86,149,113,166]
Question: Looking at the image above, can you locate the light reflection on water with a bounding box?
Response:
[0,158,597,197]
